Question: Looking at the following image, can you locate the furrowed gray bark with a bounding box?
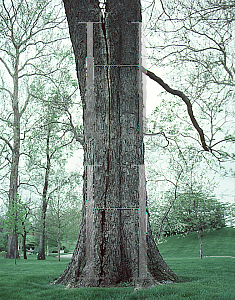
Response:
[54,0,179,287]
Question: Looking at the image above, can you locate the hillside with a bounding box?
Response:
[158,227,235,259]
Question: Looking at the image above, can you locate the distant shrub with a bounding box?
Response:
[0,251,6,257]
[49,247,57,253]
[64,248,69,253]
[26,242,37,250]
[0,243,6,252]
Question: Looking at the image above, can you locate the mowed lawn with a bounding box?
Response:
[0,227,234,300]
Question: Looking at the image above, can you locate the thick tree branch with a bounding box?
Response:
[142,67,210,152]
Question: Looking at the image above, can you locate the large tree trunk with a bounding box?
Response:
[54,0,179,288]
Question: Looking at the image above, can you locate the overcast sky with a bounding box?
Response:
[145,72,235,205]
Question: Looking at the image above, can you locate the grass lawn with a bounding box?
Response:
[0,227,234,299]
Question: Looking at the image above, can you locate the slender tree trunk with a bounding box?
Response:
[54,0,180,287]
[37,129,51,260]
[57,197,61,262]
[6,48,20,260]
[37,202,47,260]
[57,236,60,262]
[23,228,27,259]
[14,225,17,265]
[47,240,49,256]
[197,230,203,259]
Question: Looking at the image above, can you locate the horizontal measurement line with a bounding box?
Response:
[94,65,139,67]
[77,21,103,24]
[83,165,143,167]
[92,207,141,210]
[77,21,141,24]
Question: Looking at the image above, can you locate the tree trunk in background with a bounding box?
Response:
[197,230,203,259]
[23,228,27,259]
[57,237,60,262]
[55,0,180,287]
[37,129,51,260]
[6,49,20,260]
[6,233,19,259]
[57,198,61,262]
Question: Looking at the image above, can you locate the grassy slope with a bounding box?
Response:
[155,227,235,300]
[0,227,234,300]
[158,227,235,258]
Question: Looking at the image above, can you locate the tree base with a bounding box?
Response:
[134,277,161,290]
[37,253,46,260]
[63,276,169,289]
[54,218,181,288]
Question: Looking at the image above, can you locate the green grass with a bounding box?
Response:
[0,227,234,299]
[158,227,235,258]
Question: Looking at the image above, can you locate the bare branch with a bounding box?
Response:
[142,67,210,152]
[50,135,75,159]
[18,182,41,195]
[211,137,235,148]
[0,136,13,152]
[0,87,13,99]
[66,108,84,147]
[144,131,169,148]
[156,169,183,242]
[0,57,13,77]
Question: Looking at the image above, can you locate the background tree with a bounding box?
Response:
[145,117,228,247]
[0,0,68,259]
[225,202,235,227]
[22,98,75,260]
[4,195,30,264]
[45,171,82,261]
[137,0,234,263]
[0,207,8,254]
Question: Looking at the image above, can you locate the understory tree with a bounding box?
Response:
[45,171,82,261]
[4,195,29,264]
[23,102,75,260]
